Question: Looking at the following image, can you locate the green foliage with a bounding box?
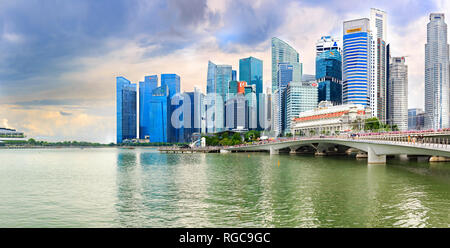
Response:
[244,130,260,142]
[364,117,381,131]
[285,133,292,137]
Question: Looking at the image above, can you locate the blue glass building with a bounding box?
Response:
[239,56,263,130]
[342,19,371,106]
[116,76,137,143]
[161,74,182,142]
[316,49,342,105]
[161,74,180,98]
[147,85,170,142]
[275,63,293,135]
[139,75,158,139]
[206,61,232,133]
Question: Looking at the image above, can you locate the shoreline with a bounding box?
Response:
[0,146,161,149]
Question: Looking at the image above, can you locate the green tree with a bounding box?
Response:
[364,117,381,131]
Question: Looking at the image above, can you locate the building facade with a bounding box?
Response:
[425,13,449,129]
[343,18,373,108]
[388,57,408,131]
[271,37,302,93]
[291,102,371,136]
[408,108,425,130]
[316,45,342,105]
[206,61,232,133]
[371,8,388,123]
[239,56,263,130]
[273,63,293,136]
[285,81,318,134]
[116,76,137,143]
[316,36,341,56]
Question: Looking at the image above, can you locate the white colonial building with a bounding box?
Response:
[291,101,371,136]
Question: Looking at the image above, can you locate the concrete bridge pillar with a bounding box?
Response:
[367,146,386,164]
[270,146,279,155]
[289,146,300,154]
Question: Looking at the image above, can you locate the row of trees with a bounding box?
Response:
[363,117,399,132]
[203,130,261,146]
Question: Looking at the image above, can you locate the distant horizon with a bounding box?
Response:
[1,0,449,143]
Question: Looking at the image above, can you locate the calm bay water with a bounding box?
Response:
[0,148,449,227]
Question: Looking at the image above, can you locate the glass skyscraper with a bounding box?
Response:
[206,61,232,133]
[343,18,372,107]
[139,77,170,143]
[161,74,180,98]
[286,81,318,134]
[139,75,158,139]
[371,8,388,123]
[116,76,137,143]
[316,47,342,105]
[425,13,449,129]
[388,57,408,131]
[239,56,263,130]
[273,63,293,136]
[271,37,302,93]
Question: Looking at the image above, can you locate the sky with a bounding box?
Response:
[0,0,449,143]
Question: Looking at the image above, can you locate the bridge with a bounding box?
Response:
[224,135,450,164]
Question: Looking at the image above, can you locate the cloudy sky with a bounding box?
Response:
[0,0,449,143]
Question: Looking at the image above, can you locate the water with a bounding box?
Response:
[0,148,449,227]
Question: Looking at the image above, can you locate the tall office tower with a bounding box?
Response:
[239,56,263,94]
[315,38,342,105]
[371,8,388,123]
[206,61,232,133]
[184,87,203,142]
[272,89,282,136]
[286,81,318,134]
[225,94,248,131]
[232,70,237,81]
[343,18,373,107]
[244,85,257,130]
[161,74,180,98]
[273,63,293,136]
[425,13,449,129]
[161,73,182,142]
[139,75,158,139]
[240,56,263,130]
[316,36,341,56]
[388,57,408,131]
[271,37,302,93]
[266,87,272,132]
[386,44,391,120]
[408,108,425,130]
[116,76,137,143]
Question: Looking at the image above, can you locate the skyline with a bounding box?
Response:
[1,0,449,143]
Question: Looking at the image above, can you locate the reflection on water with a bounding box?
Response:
[0,148,449,227]
[112,149,450,227]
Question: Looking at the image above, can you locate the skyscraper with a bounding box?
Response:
[316,36,341,56]
[139,75,158,139]
[342,18,373,107]
[240,56,263,130]
[116,76,137,143]
[315,37,342,105]
[239,56,263,94]
[183,88,204,142]
[408,108,425,130]
[425,13,449,129]
[370,8,388,123]
[161,74,180,98]
[206,61,232,133]
[286,81,318,134]
[271,37,302,93]
[273,63,293,136]
[388,57,408,131]
[161,73,182,142]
